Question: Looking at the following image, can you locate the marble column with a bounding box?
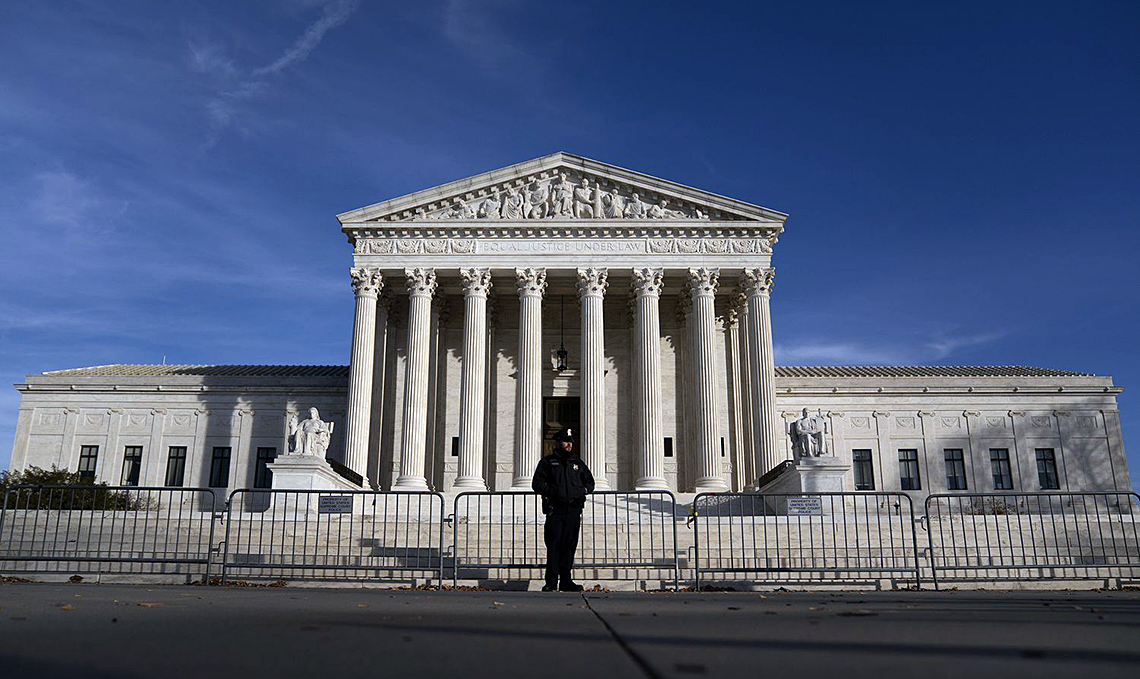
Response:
[732,291,757,490]
[723,301,745,491]
[512,268,546,489]
[687,268,728,492]
[454,268,492,490]
[345,266,382,482]
[742,267,778,481]
[577,268,609,490]
[394,267,437,490]
[631,268,669,490]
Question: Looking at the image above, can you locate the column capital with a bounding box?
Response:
[515,267,547,298]
[721,303,739,329]
[740,267,775,297]
[685,267,719,298]
[350,266,383,298]
[460,267,493,297]
[631,267,664,298]
[576,267,608,298]
[404,267,437,297]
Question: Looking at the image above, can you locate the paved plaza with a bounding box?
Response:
[1,583,1138,678]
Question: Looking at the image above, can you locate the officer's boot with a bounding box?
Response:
[559,577,584,592]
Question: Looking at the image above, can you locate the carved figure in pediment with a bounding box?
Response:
[449,198,476,219]
[647,199,684,219]
[526,181,548,219]
[624,192,647,219]
[503,187,526,219]
[478,191,501,219]
[602,190,623,219]
[550,172,573,217]
[574,178,595,218]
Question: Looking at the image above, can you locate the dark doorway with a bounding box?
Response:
[542,397,580,458]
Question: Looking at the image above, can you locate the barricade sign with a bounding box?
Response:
[317,496,353,514]
[787,497,823,516]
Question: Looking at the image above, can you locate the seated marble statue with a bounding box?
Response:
[788,407,829,460]
[288,407,334,458]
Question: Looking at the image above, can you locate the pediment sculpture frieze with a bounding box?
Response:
[403,170,716,222]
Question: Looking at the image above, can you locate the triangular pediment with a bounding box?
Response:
[337,152,787,224]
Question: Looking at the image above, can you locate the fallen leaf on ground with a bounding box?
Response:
[137,603,162,608]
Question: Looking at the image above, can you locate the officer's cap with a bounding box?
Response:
[553,427,574,443]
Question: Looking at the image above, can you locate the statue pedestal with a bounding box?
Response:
[758,457,851,513]
[267,455,361,492]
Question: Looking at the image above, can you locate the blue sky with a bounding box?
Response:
[1,1,1137,483]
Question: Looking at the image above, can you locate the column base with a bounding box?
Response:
[511,479,533,491]
[634,476,670,491]
[393,476,430,491]
[451,476,488,491]
[694,476,730,492]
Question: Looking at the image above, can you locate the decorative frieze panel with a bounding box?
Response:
[165,411,195,433]
[353,237,773,257]
[894,416,916,430]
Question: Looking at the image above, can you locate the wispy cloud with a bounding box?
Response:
[775,329,1008,366]
[775,341,912,366]
[251,0,359,77]
[925,330,1007,360]
[442,0,527,67]
[188,0,360,144]
[29,171,128,232]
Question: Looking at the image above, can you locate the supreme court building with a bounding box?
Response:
[9,153,1133,499]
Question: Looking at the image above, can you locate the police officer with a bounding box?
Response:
[531,427,595,592]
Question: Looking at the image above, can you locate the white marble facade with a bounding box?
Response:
[7,153,1134,499]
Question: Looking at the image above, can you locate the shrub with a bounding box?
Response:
[0,466,151,510]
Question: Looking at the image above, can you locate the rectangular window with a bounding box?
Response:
[899,449,921,490]
[852,449,875,490]
[254,447,277,489]
[990,448,1013,490]
[720,437,725,457]
[165,446,187,487]
[121,446,143,486]
[208,447,231,488]
[451,437,459,457]
[1036,448,1060,490]
[944,449,967,490]
[664,438,674,458]
[77,445,99,481]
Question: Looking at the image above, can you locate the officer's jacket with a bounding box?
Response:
[531,452,596,510]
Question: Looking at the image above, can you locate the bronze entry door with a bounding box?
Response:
[542,397,580,458]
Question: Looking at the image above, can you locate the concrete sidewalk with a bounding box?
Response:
[0,583,1138,679]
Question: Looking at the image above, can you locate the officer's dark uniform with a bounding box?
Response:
[531,428,595,592]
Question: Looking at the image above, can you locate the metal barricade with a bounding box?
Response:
[692,492,921,589]
[0,485,217,580]
[222,489,445,585]
[452,491,680,588]
[924,491,1140,588]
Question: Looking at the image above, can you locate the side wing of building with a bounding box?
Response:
[8,364,1130,501]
